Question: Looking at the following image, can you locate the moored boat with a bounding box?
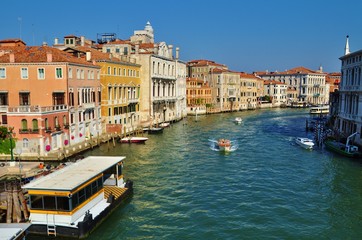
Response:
[309,105,329,115]
[295,137,314,150]
[148,127,164,134]
[159,122,170,128]
[22,156,133,239]
[120,136,148,143]
[324,132,361,158]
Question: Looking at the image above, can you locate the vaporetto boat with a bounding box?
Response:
[22,156,133,239]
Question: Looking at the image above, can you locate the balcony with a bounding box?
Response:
[8,105,68,114]
[19,128,40,134]
[82,102,95,109]
[0,105,8,113]
[313,93,320,97]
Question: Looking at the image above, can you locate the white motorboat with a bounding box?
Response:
[234,117,243,124]
[120,136,148,143]
[295,137,315,149]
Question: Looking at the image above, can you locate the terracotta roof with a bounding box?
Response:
[264,80,285,85]
[256,66,325,76]
[72,46,120,61]
[239,72,259,79]
[139,43,154,49]
[0,46,96,66]
[187,59,226,67]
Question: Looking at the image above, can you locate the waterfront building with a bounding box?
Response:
[326,72,341,93]
[263,80,288,107]
[63,46,142,135]
[334,36,362,144]
[209,68,241,112]
[186,77,212,115]
[0,39,101,157]
[239,72,258,110]
[127,22,187,125]
[256,66,329,106]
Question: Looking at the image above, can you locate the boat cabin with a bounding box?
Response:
[22,156,132,238]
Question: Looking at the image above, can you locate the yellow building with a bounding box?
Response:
[65,47,141,135]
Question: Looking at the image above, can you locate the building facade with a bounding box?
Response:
[256,66,329,106]
[335,36,362,144]
[0,41,101,156]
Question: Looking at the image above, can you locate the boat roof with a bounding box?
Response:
[22,156,125,191]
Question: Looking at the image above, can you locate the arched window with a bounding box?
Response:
[63,115,67,125]
[55,117,59,127]
[32,119,38,131]
[21,119,28,131]
[45,118,49,130]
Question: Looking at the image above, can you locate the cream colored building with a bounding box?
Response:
[256,66,329,105]
[239,72,258,110]
[209,68,240,112]
[128,22,187,125]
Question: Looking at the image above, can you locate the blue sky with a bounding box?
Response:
[1,0,361,73]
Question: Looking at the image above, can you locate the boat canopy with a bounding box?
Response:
[22,156,125,191]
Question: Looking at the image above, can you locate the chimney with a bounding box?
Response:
[135,44,139,54]
[54,38,59,45]
[81,36,85,46]
[9,53,15,63]
[153,44,159,55]
[86,51,91,61]
[47,52,52,62]
[175,47,180,60]
[109,53,112,60]
[168,45,173,58]
[42,41,48,46]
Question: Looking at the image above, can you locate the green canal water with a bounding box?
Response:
[30,108,362,239]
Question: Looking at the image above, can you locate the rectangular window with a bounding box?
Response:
[21,68,28,79]
[56,68,63,78]
[0,68,5,78]
[68,68,73,78]
[77,69,80,79]
[0,93,8,105]
[38,68,45,79]
[19,92,30,105]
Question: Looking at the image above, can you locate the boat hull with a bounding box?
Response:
[295,138,314,150]
[324,140,361,158]
[148,128,164,134]
[27,184,133,239]
[120,137,148,143]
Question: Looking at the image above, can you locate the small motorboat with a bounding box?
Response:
[120,136,148,143]
[159,122,170,128]
[295,137,314,149]
[148,127,164,134]
[218,139,232,152]
[234,117,243,124]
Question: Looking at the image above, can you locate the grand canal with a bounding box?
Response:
[30,108,362,239]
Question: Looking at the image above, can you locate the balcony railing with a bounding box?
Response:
[19,128,40,134]
[0,106,8,113]
[8,105,68,114]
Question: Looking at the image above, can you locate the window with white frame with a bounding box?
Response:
[0,68,5,78]
[38,68,45,79]
[21,68,28,79]
[77,69,80,79]
[56,68,63,79]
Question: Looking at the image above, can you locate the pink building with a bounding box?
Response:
[0,39,101,157]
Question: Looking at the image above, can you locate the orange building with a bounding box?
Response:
[186,77,212,115]
[0,39,101,156]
